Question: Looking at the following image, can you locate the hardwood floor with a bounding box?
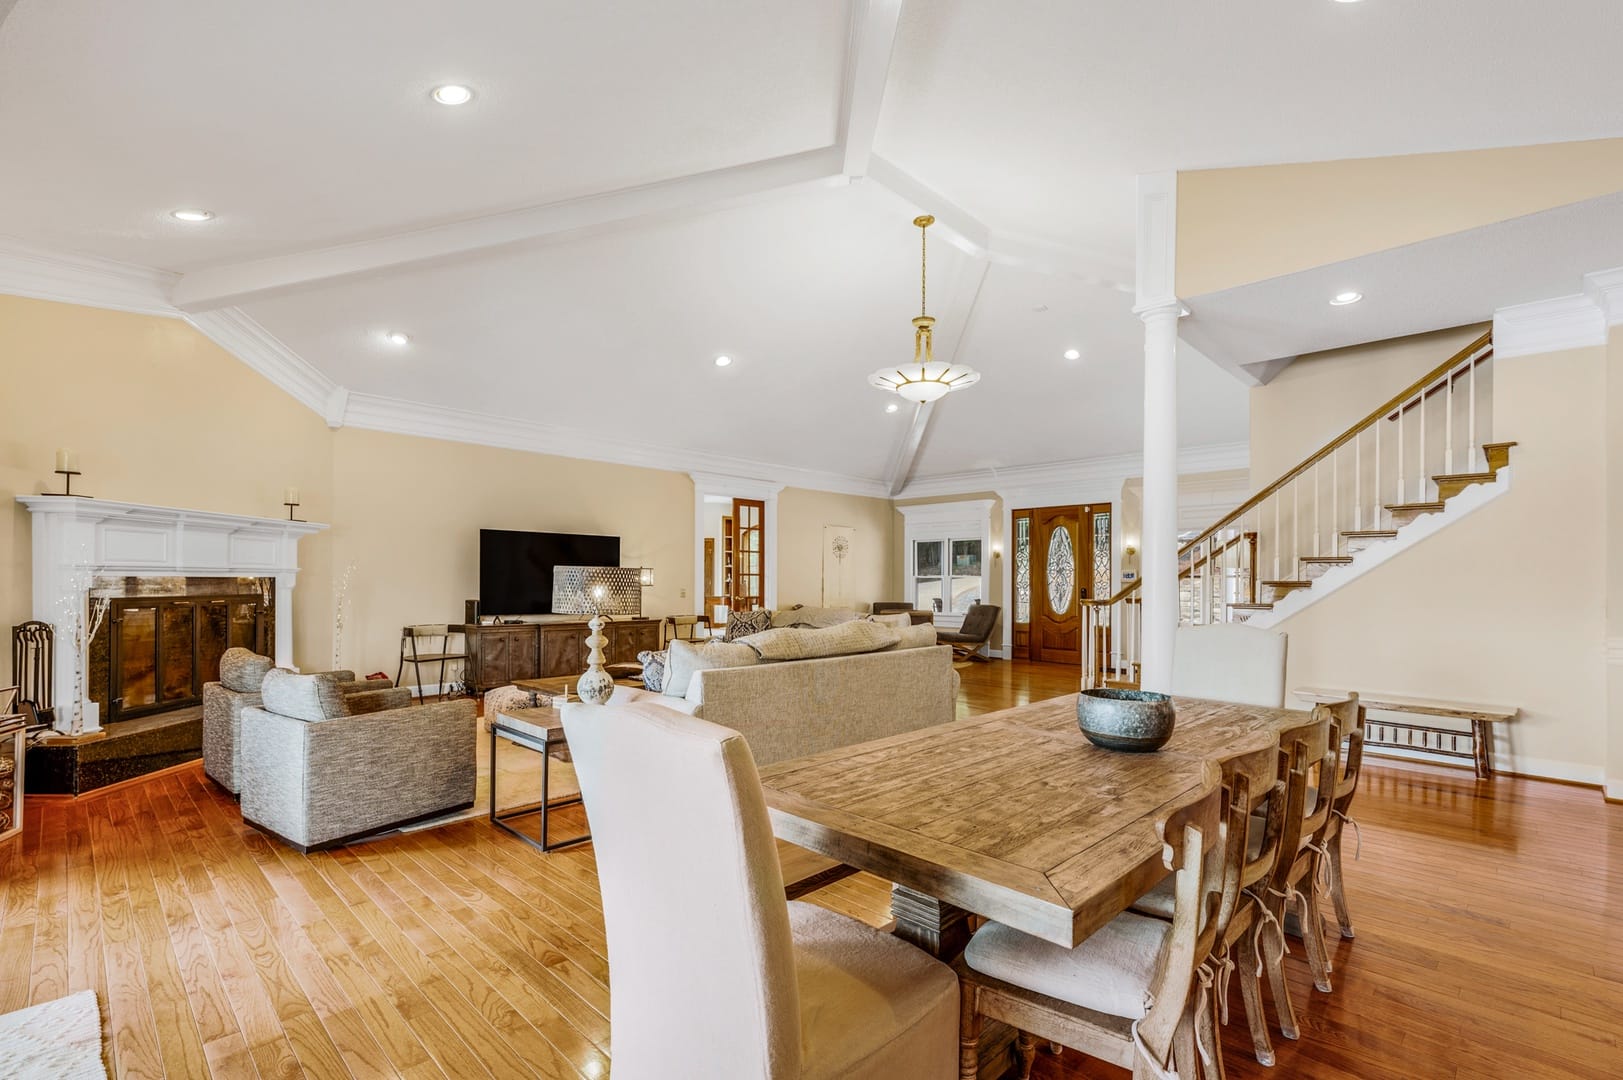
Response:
[3,660,1619,1079]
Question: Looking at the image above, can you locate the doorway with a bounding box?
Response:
[1012,504,1111,664]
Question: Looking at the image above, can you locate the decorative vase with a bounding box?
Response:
[1076,688,1176,752]
[577,614,615,705]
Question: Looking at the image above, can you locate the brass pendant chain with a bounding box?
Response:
[920,219,928,317]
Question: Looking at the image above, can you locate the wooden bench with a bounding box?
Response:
[1293,687,1517,779]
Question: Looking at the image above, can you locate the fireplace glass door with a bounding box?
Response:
[109,596,266,721]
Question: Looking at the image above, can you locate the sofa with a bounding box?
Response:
[586,620,959,768]
[202,647,388,795]
[239,670,476,851]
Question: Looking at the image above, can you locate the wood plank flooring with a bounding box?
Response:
[2,660,1618,1079]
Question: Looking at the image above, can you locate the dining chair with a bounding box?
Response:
[1322,694,1366,941]
[1130,742,1282,1076]
[952,762,1225,1080]
[562,698,959,1080]
[1169,624,1288,708]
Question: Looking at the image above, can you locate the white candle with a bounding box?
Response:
[55,449,75,472]
[284,487,300,505]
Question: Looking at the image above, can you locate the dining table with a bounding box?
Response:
[756,692,1308,1078]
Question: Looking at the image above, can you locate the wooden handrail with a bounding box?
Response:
[1084,328,1493,609]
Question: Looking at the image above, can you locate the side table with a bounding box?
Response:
[489,706,590,853]
[0,714,25,843]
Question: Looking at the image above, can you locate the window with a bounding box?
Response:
[899,500,995,630]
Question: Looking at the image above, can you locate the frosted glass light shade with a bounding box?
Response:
[868,364,980,403]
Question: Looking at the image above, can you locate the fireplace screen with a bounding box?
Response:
[105,596,266,721]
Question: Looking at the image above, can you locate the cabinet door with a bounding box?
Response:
[508,628,541,681]
[540,626,587,677]
[483,632,513,689]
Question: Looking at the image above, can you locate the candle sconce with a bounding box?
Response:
[46,449,87,497]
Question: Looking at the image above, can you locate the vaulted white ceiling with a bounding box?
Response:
[4,0,1622,494]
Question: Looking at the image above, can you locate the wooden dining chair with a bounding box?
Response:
[953,762,1225,1080]
[563,698,959,1080]
[1129,741,1281,1076]
[1322,694,1367,941]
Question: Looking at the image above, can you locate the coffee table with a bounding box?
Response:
[489,704,589,853]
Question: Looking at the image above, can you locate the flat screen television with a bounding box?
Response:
[479,529,621,616]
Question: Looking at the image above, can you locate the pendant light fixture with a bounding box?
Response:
[869,215,980,404]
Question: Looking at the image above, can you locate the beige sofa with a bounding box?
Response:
[600,643,958,767]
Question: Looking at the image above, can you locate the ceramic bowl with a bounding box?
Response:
[1076,688,1176,752]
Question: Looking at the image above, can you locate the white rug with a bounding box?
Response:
[0,990,107,1079]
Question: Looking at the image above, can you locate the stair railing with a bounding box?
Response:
[1084,329,1494,689]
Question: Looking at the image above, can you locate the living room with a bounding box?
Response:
[4,2,1623,1079]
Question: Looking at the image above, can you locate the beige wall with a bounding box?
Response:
[1248,325,1488,482]
[1607,329,1623,798]
[0,295,337,672]
[1178,139,1623,296]
[1261,341,1609,784]
[327,428,696,679]
[776,487,895,609]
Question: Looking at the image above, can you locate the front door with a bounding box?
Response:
[1028,504,1112,666]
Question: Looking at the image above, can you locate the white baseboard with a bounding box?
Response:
[1364,743,1603,787]
[407,682,451,698]
[1606,779,1623,803]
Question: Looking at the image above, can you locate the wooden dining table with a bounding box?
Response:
[760,693,1300,954]
[757,693,1304,1076]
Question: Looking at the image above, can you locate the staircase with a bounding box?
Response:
[1086,330,1513,688]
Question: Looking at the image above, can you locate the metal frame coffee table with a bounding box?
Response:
[489,705,590,853]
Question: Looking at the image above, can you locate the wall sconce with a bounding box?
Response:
[991,544,1003,559]
[639,567,655,587]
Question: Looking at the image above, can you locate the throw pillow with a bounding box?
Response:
[663,639,760,698]
[723,607,774,641]
[638,649,667,693]
[882,621,940,651]
[741,620,900,662]
[259,669,349,722]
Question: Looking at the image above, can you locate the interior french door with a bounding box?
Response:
[1023,504,1111,666]
[731,498,765,612]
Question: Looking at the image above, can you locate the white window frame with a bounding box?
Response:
[898,500,995,631]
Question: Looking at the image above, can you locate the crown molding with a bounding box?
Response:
[184,308,338,416]
[1494,263,1623,358]
[341,391,891,499]
[0,237,179,317]
[898,441,1250,502]
[1582,266,1623,327]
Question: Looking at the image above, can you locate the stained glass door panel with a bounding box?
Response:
[1030,506,1082,665]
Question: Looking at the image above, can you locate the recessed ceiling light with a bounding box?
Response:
[383,330,410,346]
[1330,291,1363,306]
[431,84,474,106]
[885,403,900,413]
[714,355,732,367]
[169,208,214,222]
[1063,348,1081,361]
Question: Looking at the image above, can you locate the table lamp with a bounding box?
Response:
[552,566,642,704]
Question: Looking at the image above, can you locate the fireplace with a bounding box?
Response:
[17,496,325,737]
[87,578,274,723]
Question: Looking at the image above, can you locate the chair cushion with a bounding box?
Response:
[964,913,1168,1021]
[723,608,774,641]
[258,669,350,722]
[740,621,900,662]
[337,687,412,715]
[219,648,274,693]
[663,640,760,698]
[789,902,959,1080]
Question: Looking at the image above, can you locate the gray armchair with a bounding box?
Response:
[239,670,475,851]
[202,647,383,795]
[937,603,1001,661]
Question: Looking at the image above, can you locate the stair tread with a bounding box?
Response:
[1480,440,1519,449]
[1228,602,1275,611]
[1386,501,1445,511]
[1433,471,1496,482]
[1261,580,1312,588]
[1342,529,1398,538]
[1300,555,1354,564]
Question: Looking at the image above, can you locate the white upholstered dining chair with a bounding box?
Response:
[562,699,959,1080]
[1170,624,1289,708]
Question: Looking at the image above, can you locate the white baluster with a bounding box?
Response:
[1353,431,1362,531]
[1332,447,1340,554]
[1397,402,1406,505]
[1468,352,1479,470]
[1444,363,1455,475]
[1374,417,1382,528]
[1313,461,1321,558]
[1418,387,1428,501]
[1272,495,1281,581]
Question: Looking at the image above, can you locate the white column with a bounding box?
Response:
[1133,172,1181,692]
[1137,302,1181,690]
[274,573,297,670]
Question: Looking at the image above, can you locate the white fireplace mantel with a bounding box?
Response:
[17,496,328,735]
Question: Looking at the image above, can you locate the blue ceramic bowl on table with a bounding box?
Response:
[1076,688,1176,752]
